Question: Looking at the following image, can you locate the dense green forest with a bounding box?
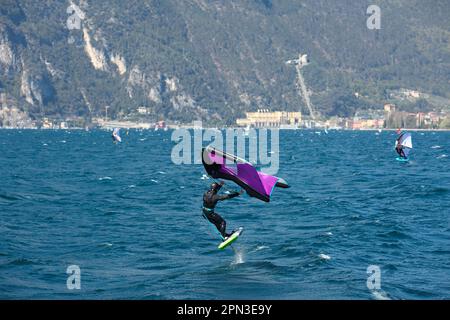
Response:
[0,0,449,124]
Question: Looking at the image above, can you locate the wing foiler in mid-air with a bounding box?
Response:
[201,146,289,202]
[395,132,412,161]
[112,128,122,143]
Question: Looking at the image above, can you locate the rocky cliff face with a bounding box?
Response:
[0,0,449,123]
[0,33,15,72]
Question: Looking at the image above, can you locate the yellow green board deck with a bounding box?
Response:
[218,227,243,250]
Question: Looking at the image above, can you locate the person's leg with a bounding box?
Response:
[206,212,229,238]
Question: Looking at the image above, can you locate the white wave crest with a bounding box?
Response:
[318,253,331,260]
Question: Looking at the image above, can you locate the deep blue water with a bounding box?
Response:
[0,129,449,299]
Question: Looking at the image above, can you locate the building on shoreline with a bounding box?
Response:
[347,110,385,129]
[236,109,301,128]
[384,103,446,129]
[94,118,152,129]
[233,104,449,130]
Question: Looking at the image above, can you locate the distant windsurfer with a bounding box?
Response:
[395,141,406,158]
[395,129,407,159]
[112,128,121,143]
[202,181,243,239]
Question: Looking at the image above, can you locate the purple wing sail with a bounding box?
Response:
[202,147,289,202]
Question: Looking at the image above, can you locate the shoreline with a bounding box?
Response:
[1,127,450,131]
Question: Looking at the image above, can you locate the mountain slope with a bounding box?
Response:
[0,0,449,124]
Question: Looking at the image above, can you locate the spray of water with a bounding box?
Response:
[231,246,245,265]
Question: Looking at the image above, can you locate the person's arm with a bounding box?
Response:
[212,180,225,193]
[216,193,239,201]
[215,188,243,201]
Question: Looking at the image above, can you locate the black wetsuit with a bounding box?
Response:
[395,145,406,158]
[395,133,407,158]
[202,185,240,238]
